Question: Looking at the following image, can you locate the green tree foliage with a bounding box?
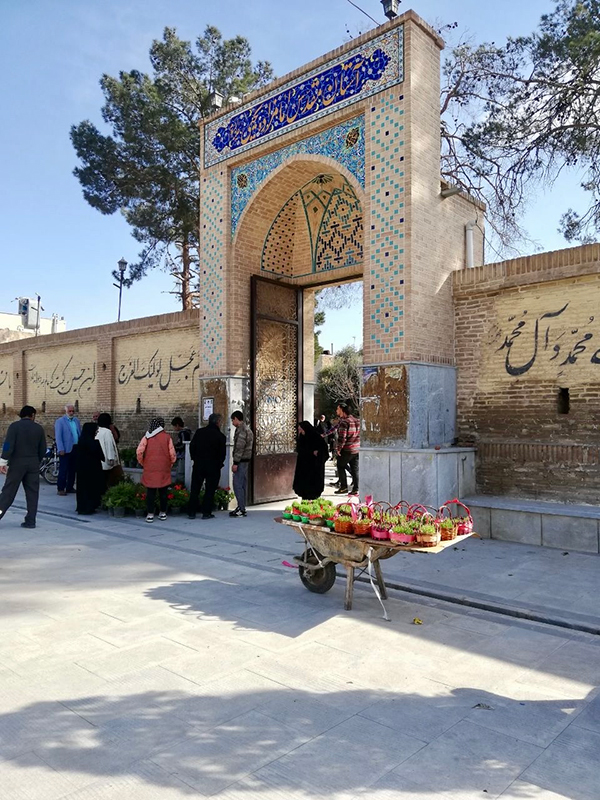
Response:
[70,26,273,308]
[316,345,361,417]
[314,309,326,363]
[440,0,600,249]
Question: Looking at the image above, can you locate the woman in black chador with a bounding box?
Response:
[76,422,105,514]
[293,420,329,500]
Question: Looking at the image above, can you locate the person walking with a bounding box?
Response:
[229,411,253,518]
[96,413,121,491]
[315,414,328,437]
[334,402,360,495]
[188,413,226,520]
[293,420,329,500]
[55,403,81,496]
[172,416,192,484]
[75,422,105,515]
[0,406,46,529]
[136,417,176,523]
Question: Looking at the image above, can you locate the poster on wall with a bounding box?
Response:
[202,397,214,421]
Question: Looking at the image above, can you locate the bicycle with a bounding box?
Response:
[40,438,60,485]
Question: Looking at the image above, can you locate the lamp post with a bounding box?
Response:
[381,0,400,19]
[114,257,127,322]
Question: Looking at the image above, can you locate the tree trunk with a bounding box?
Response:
[181,240,192,310]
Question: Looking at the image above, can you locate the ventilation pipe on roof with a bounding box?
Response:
[465,220,477,268]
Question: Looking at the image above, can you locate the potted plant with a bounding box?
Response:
[308,502,324,526]
[333,513,354,534]
[214,486,234,511]
[105,481,136,517]
[390,522,416,545]
[133,485,147,517]
[168,484,190,515]
[282,505,293,520]
[119,447,137,468]
[299,502,311,524]
[439,518,457,541]
[291,501,302,521]
[417,523,441,547]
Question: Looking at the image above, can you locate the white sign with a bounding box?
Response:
[202,397,214,421]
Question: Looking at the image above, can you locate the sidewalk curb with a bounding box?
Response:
[354,575,600,637]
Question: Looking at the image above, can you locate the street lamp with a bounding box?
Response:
[381,0,400,20]
[114,257,127,322]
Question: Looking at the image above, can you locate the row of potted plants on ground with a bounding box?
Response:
[102,480,234,517]
[282,498,473,547]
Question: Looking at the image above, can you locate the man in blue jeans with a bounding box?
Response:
[55,403,81,495]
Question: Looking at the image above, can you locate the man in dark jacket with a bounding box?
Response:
[188,413,226,520]
[0,406,46,529]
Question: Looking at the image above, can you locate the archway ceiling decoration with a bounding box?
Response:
[261,173,363,278]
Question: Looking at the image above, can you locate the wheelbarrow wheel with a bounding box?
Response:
[299,553,336,594]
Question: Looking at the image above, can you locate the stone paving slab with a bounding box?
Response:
[0,480,598,798]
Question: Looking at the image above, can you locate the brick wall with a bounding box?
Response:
[454,243,600,502]
[0,310,201,447]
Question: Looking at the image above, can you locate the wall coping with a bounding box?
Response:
[462,494,600,519]
[0,309,200,355]
[360,446,476,454]
[453,243,600,297]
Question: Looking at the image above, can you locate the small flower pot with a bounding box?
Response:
[171,506,182,516]
[282,512,292,520]
[107,507,114,517]
[292,514,301,521]
[134,508,145,518]
[113,507,126,518]
[300,515,310,524]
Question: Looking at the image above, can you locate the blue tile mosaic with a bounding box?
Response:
[205,26,403,167]
[231,116,365,237]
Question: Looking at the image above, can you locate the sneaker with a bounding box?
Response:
[201,513,215,520]
[146,514,154,523]
[328,482,340,488]
[159,512,167,521]
[229,508,246,517]
[57,490,67,496]
[334,488,348,495]
[21,521,35,529]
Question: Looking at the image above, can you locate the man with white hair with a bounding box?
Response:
[54,403,81,496]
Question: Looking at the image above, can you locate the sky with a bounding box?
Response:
[0,0,588,350]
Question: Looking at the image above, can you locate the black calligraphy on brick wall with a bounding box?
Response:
[485,288,600,383]
[27,356,96,398]
[117,346,199,393]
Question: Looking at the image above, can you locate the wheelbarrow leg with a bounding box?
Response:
[344,567,354,610]
[373,559,387,599]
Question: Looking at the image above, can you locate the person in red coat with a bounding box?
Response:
[136,417,176,523]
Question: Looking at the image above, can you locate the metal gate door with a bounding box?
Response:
[251,276,303,504]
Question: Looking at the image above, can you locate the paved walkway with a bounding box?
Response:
[0,480,598,798]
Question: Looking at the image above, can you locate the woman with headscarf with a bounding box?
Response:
[136,417,176,523]
[75,422,105,514]
[96,413,121,490]
[292,420,329,500]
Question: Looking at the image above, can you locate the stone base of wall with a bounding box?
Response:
[361,446,475,507]
[463,494,600,553]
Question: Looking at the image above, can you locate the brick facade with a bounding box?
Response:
[0,310,201,447]
[454,244,600,502]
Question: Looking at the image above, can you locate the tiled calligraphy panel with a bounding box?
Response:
[366,89,405,358]
[206,27,403,167]
[231,116,365,237]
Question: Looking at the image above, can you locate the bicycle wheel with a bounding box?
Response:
[42,460,59,485]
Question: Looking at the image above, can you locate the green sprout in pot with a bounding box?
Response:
[440,519,454,530]
[420,523,437,536]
